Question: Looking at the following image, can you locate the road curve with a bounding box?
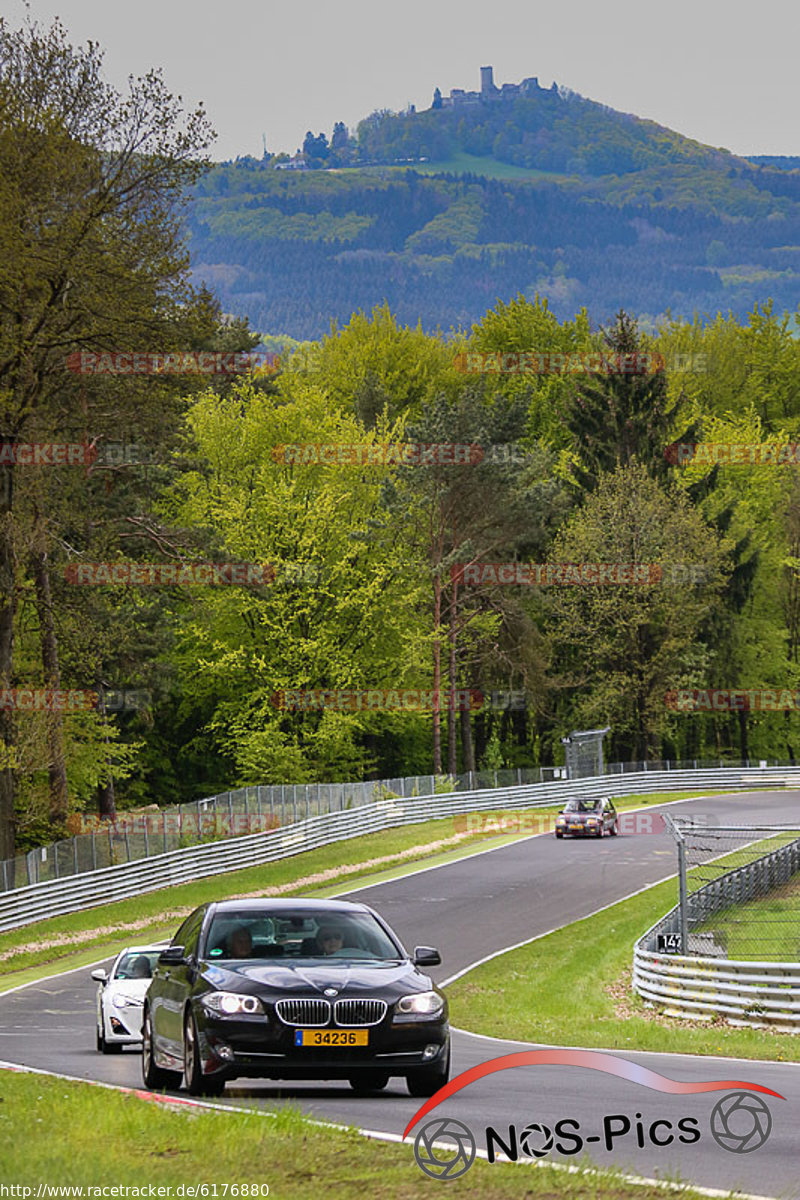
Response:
[1,791,799,1197]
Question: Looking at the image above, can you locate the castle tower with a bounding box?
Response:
[480,65,496,95]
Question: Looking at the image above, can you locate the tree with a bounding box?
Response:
[548,462,723,761]
[562,310,691,491]
[0,15,213,855]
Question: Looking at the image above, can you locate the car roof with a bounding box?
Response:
[208,898,371,914]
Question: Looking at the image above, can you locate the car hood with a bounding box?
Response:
[199,959,431,998]
[105,978,151,998]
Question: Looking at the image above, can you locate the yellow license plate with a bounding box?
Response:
[294,1029,369,1047]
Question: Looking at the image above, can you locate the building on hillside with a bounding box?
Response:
[433,67,547,111]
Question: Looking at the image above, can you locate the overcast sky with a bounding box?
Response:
[5,0,799,160]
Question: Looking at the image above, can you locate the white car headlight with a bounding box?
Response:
[396,991,444,1016]
[202,991,264,1016]
[112,993,141,1008]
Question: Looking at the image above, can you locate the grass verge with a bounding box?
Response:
[0,1068,730,1198]
[0,791,719,989]
[447,874,800,1063]
[694,873,800,961]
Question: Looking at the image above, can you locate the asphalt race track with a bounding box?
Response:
[2,791,799,1197]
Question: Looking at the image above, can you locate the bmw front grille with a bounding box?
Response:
[334,999,387,1026]
[275,999,330,1026]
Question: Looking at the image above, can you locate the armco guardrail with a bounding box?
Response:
[7,755,795,892]
[633,827,800,1031]
[2,765,799,933]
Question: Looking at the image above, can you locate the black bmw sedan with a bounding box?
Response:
[141,898,449,1098]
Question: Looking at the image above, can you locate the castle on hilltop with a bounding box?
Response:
[431,65,554,111]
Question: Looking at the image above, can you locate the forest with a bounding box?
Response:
[2,19,800,858]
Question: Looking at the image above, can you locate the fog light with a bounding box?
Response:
[423,1044,440,1060]
[110,1017,125,1033]
[213,1041,234,1061]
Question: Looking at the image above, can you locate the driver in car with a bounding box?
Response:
[316,926,345,955]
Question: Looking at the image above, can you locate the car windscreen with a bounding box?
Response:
[114,950,160,979]
[563,799,596,813]
[203,910,403,962]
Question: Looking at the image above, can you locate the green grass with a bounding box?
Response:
[0,790,720,989]
[346,152,574,182]
[447,873,800,1063]
[695,873,800,961]
[0,1069,733,1198]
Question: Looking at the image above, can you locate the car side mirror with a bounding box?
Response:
[413,946,441,967]
[91,969,107,983]
[158,944,186,965]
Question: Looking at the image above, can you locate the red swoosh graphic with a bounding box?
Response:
[402,1050,785,1139]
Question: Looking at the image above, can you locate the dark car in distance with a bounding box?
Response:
[141,898,449,1098]
[555,796,619,838]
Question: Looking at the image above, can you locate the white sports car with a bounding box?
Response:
[92,946,163,1053]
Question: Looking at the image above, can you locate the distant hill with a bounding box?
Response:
[187,69,800,338]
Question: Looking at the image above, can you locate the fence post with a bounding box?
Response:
[163,810,167,854]
[677,837,689,954]
[143,818,149,858]
[91,830,97,871]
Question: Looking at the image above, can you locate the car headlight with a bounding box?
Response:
[395,991,444,1016]
[202,991,264,1016]
[556,817,566,824]
[112,993,141,1008]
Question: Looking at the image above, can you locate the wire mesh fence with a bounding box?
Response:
[667,816,800,961]
[2,754,794,894]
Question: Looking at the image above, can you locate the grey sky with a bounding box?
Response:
[6,0,799,159]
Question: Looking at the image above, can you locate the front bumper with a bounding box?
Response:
[103,1004,145,1044]
[195,1008,449,1079]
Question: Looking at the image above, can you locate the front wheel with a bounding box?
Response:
[610,821,619,836]
[184,1011,225,1097]
[141,1008,180,1091]
[407,1049,450,1098]
[555,831,563,839]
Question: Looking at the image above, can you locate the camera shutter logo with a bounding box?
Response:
[414,1118,476,1179]
[710,1092,772,1154]
[519,1122,554,1158]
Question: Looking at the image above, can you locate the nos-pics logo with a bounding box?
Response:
[404,1050,783,1180]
